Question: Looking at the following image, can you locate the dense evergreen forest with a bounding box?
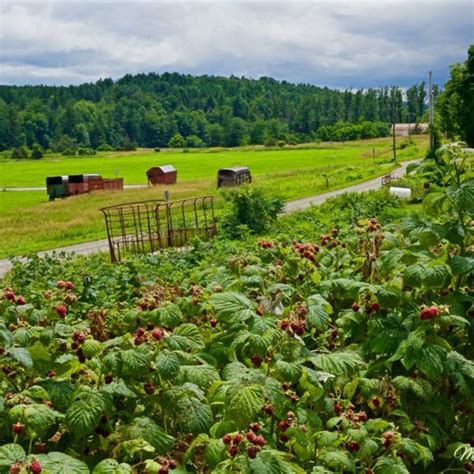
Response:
[0,73,429,153]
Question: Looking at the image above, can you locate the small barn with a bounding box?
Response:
[217,167,252,188]
[147,165,177,185]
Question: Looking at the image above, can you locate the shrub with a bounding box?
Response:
[185,135,205,148]
[154,148,161,153]
[77,147,96,156]
[31,143,44,160]
[221,186,284,238]
[168,133,185,148]
[11,146,29,159]
[122,136,137,151]
[96,144,115,152]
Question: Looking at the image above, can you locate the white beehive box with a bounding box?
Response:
[389,187,412,199]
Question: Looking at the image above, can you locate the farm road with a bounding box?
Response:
[0,160,417,278]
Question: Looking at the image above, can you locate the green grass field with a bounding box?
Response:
[0,136,428,258]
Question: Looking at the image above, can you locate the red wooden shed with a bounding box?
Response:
[146,165,177,185]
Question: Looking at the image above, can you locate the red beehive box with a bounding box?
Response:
[147,165,177,185]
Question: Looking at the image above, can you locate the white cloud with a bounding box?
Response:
[0,0,472,87]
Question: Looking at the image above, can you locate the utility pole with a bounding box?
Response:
[391,93,397,162]
[428,70,434,150]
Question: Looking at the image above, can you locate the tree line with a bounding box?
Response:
[0,73,430,154]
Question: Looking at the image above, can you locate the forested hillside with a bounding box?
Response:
[0,73,429,151]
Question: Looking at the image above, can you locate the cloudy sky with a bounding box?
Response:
[0,0,472,88]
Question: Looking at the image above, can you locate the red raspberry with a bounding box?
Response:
[222,434,232,444]
[247,446,258,459]
[16,296,26,305]
[264,404,274,415]
[254,435,265,446]
[249,422,260,433]
[28,461,42,474]
[351,303,360,312]
[246,431,257,443]
[56,305,68,317]
[228,445,238,457]
[371,302,380,312]
[278,420,289,431]
[151,328,163,340]
[12,422,25,434]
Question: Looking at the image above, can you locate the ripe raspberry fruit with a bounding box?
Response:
[9,463,22,474]
[5,290,15,301]
[263,404,274,415]
[279,433,289,442]
[247,446,258,459]
[16,296,26,305]
[233,433,243,444]
[279,319,290,330]
[250,355,262,367]
[334,401,342,414]
[256,304,264,316]
[135,327,146,337]
[65,281,75,290]
[56,305,68,317]
[168,459,177,469]
[278,420,289,431]
[428,305,439,318]
[35,442,46,454]
[228,445,238,457]
[254,435,265,446]
[28,462,42,474]
[151,328,163,340]
[47,370,56,378]
[351,303,360,312]
[133,336,144,346]
[331,228,338,236]
[246,431,257,443]
[56,280,66,289]
[249,422,260,433]
[222,434,232,444]
[12,422,25,435]
[144,382,155,395]
[371,302,380,312]
[347,441,360,452]
[210,319,218,328]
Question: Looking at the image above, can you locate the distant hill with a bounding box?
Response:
[0,73,429,151]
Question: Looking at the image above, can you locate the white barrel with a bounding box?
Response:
[389,187,412,199]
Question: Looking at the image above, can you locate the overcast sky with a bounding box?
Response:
[0,0,472,89]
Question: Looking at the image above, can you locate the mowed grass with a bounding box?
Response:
[0,136,428,258]
[0,136,426,188]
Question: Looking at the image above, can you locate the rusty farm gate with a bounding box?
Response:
[101,196,216,262]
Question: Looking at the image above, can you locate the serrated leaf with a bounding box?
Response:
[374,456,410,474]
[126,417,174,454]
[209,291,255,322]
[175,397,213,434]
[32,452,89,474]
[310,351,365,376]
[155,351,181,379]
[92,459,133,474]
[225,384,264,426]
[8,347,33,368]
[0,444,26,468]
[177,364,220,390]
[65,387,111,437]
[120,349,151,375]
